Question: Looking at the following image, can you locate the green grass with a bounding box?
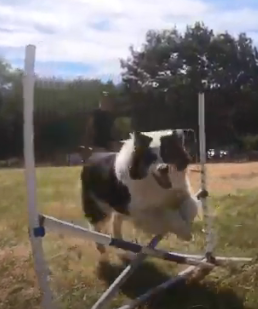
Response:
[1,166,258,309]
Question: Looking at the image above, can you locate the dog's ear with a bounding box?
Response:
[129,131,155,180]
[160,133,190,171]
[161,131,180,144]
[132,131,152,149]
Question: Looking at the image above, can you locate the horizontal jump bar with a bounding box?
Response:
[38,214,213,269]
[167,252,253,263]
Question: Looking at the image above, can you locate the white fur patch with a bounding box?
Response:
[113,135,200,240]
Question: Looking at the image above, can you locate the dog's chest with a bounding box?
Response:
[127,176,186,211]
[127,187,193,237]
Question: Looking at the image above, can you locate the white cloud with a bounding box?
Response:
[1,0,258,78]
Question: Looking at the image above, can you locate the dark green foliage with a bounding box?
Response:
[121,22,258,148]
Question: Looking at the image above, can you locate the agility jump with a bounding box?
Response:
[23,45,252,309]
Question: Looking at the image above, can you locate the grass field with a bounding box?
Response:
[1,162,258,309]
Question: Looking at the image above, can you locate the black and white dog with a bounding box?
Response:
[81,131,205,254]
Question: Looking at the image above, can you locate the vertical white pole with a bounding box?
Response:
[198,93,214,255]
[23,44,55,309]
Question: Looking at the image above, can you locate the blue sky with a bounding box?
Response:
[1,0,258,81]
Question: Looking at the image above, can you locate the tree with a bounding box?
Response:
[0,57,127,160]
[1,21,258,161]
[121,22,258,147]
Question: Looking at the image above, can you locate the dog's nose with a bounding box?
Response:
[157,164,169,174]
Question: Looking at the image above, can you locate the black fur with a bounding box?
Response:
[81,153,131,224]
[129,133,156,180]
[160,133,191,171]
[129,147,157,180]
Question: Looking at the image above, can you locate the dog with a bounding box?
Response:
[81,130,205,254]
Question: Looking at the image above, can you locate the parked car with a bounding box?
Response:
[207,148,229,160]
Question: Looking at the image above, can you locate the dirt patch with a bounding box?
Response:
[0,244,41,309]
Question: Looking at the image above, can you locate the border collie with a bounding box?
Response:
[81,131,205,254]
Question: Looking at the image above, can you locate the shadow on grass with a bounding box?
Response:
[96,256,245,309]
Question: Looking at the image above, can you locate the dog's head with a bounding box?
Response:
[151,131,191,189]
[128,131,157,180]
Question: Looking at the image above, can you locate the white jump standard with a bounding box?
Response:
[23,44,253,309]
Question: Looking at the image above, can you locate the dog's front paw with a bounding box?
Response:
[196,189,209,200]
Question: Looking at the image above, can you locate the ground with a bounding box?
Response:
[1,162,258,309]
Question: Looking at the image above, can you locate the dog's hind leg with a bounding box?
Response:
[112,213,123,239]
[93,215,112,255]
[81,177,111,254]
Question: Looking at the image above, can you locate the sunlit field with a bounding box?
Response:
[1,162,258,309]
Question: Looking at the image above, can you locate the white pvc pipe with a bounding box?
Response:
[91,235,162,309]
[198,93,215,254]
[167,252,252,263]
[43,215,112,246]
[118,259,210,309]
[23,44,55,309]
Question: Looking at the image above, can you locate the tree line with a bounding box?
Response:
[1,22,258,162]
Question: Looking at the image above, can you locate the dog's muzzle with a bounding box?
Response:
[152,163,172,189]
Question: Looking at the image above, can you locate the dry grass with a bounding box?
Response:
[190,162,258,194]
[1,162,258,309]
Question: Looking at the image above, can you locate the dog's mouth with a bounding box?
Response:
[152,164,172,189]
